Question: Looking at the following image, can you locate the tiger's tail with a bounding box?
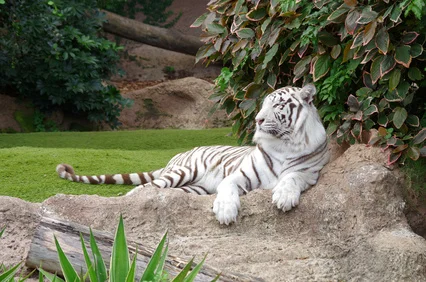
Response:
[56,163,162,185]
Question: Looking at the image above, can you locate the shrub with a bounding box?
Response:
[194,0,426,164]
[0,0,132,128]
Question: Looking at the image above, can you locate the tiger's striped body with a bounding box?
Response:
[57,84,329,224]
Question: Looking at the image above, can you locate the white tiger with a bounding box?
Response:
[56,84,329,225]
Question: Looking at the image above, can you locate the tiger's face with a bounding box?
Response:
[253,84,317,143]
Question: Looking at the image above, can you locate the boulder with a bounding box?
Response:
[1,144,425,281]
[118,77,228,129]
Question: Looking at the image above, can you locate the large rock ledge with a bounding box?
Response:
[1,144,425,281]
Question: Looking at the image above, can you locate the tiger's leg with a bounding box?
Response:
[126,166,194,196]
[212,174,249,225]
[272,171,319,211]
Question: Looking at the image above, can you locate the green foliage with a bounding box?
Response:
[0,0,132,128]
[97,0,182,28]
[39,216,211,281]
[195,0,426,163]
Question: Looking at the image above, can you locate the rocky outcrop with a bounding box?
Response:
[118,77,228,129]
[1,144,425,281]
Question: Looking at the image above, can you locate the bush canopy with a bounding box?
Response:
[194,0,426,164]
[0,0,132,128]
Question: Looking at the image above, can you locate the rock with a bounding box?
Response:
[118,77,228,129]
[1,144,425,281]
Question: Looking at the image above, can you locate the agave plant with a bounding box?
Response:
[38,216,213,282]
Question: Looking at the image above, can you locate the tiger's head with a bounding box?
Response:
[253,84,326,151]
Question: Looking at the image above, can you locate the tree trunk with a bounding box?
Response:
[26,217,263,282]
[102,10,203,56]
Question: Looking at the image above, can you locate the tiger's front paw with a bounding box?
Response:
[213,192,240,225]
[272,186,301,212]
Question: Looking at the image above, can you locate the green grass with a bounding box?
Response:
[0,128,236,202]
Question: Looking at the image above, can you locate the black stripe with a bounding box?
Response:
[237,184,247,195]
[164,175,174,186]
[251,156,261,185]
[257,145,278,177]
[240,169,252,191]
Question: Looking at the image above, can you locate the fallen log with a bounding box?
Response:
[26,217,263,282]
[102,10,203,56]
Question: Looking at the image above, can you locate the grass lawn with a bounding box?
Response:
[0,128,236,202]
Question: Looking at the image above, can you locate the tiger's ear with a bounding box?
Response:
[300,84,316,104]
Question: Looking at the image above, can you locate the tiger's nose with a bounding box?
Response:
[257,118,265,125]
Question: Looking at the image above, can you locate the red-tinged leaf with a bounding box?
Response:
[401,32,419,44]
[207,23,226,34]
[375,27,389,54]
[393,107,407,129]
[244,83,263,99]
[191,13,208,28]
[344,0,357,6]
[232,49,246,68]
[363,20,377,46]
[388,68,401,91]
[343,41,355,62]
[357,6,378,24]
[421,147,426,157]
[387,136,398,146]
[378,126,387,136]
[236,28,255,39]
[246,7,267,21]
[413,129,426,145]
[396,81,410,99]
[351,32,364,49]
[345,9,360,35]
[395,45,412,68]
[369,136,381,145]
[410,43,423,58]
[370,55,383,84]
[351,122,362,138]
[294,56,312,77]
[380,55,396,77]
[326,121,339,136]
[262,43,279,68]
[327,4,351,22]
[354,45,367,59]
[364,104,378,116]
[406,115,420,127]
[392,144,408,153]
[388,151,402,165]
[408,67,423,81]
[347,94,360,112]
[232,39,248,53]
[298,44,309,58]
[385,89,403,102]
[361,49,377,64]
[331,44,341,59]
[318,31,338,47]
[377,113,388,126]
[389,6,401,22]
[406,147,420,161]
[267,73,277,89]
[313,54,331,81]
[363,72,374,88]
[353,111,363,121]
[356,87,372,98]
